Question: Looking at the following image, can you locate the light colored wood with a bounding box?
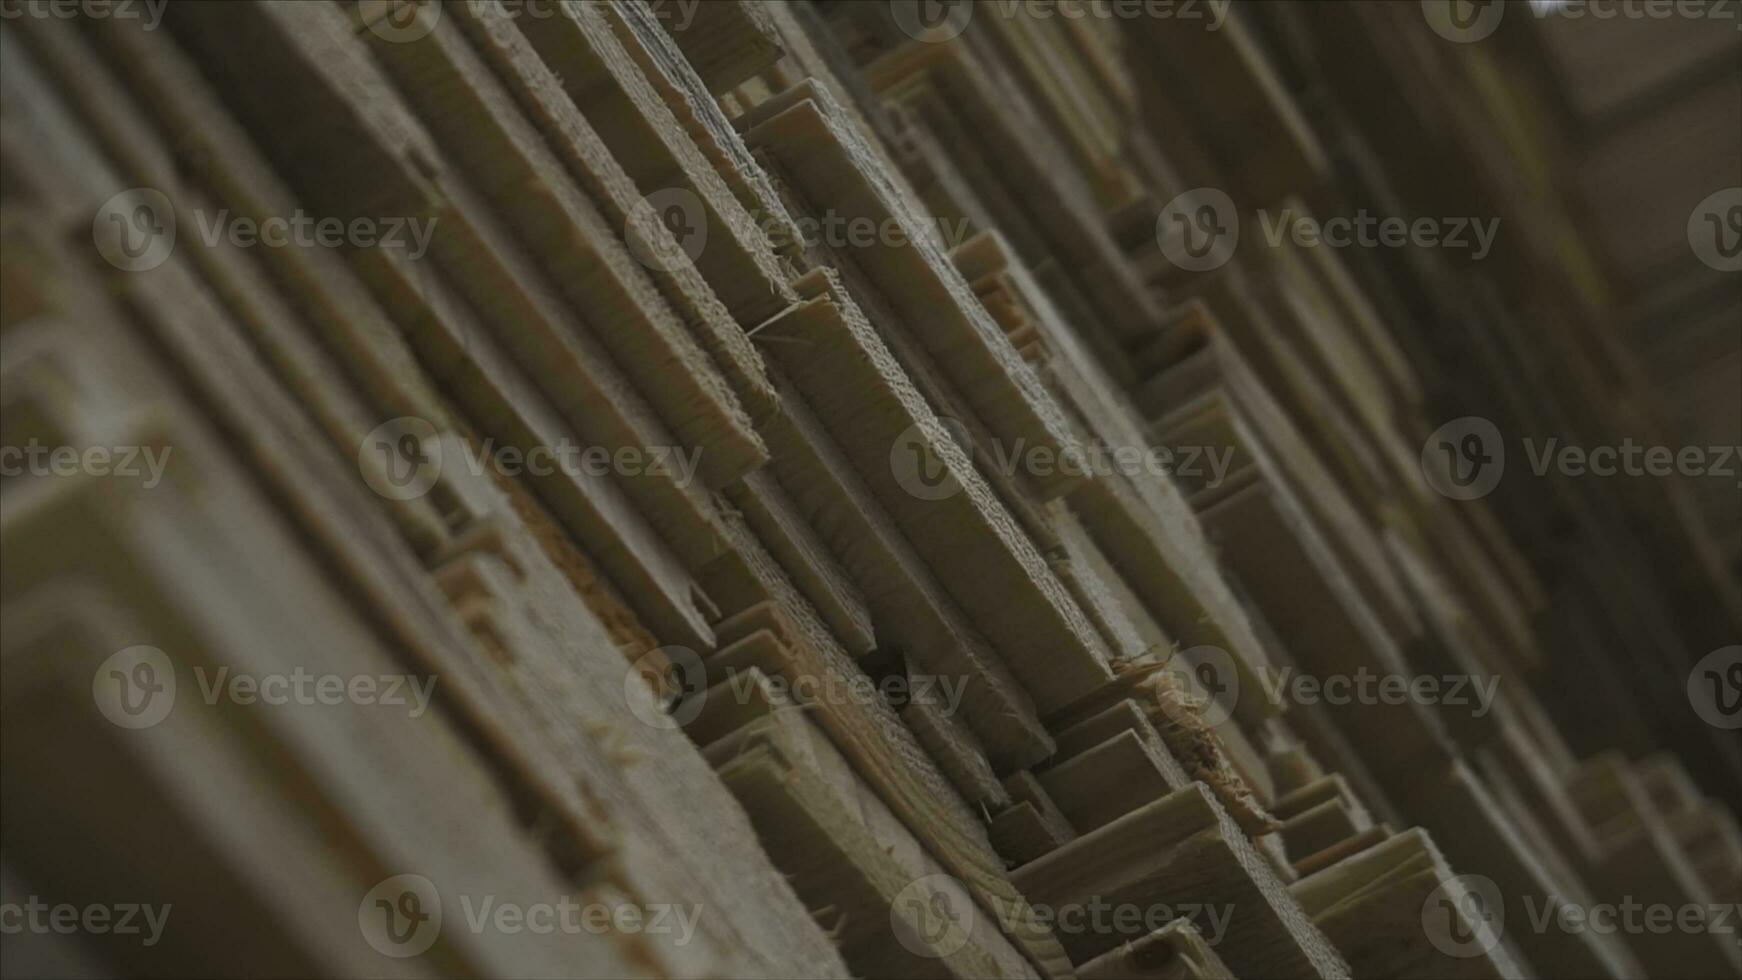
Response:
[603,0,804,259]
[1293,827,1392,879]
[748,270,1115,714]
[664,0,784,94]
[689,666,1041,977]
[0,304,834,979]
[1046,405,1285,724]
[1273,776,1369,822]
[1038,730,1187,835]
[951,231,1052,366]
[865,40,1162,348]
[1046,504,1149,660]
[1210,712,1276,808]
[742,80,1088,503]
[1076,920,1237,980]
[1014,784,1349,978]
[166,0,752,637]
[755,377,1054,769]
[511,0,797,329]
[702,602,1075,978]
[991,802,1074,868]
[723,469,877,656]
[447,3,781,416]
[1048,667,1279,840]
[969,9,1143,213]
[0,31,849,975]
[1406,760,1649,980]
[83,13,721,651]
[718,733,1040,979]
[255,1,767,488]
[1291,829,1524,980]
[1280,800,1373,867]
[1002,771,1080,857]
[1051,699,1170,763]
[902,698,1011,812]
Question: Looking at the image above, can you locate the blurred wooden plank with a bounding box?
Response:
[1014,784,1349,977]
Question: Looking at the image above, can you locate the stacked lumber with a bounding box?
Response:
[0,3,1733,979]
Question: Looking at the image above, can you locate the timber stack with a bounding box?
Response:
[1,2,1737,978]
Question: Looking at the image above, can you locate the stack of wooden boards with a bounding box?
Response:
[0,2,1734,978]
